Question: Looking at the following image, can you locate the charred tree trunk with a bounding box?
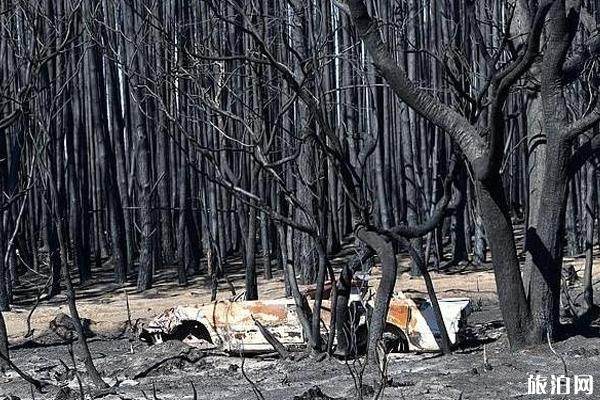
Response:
[477,174,532,348]
[135,106,155,291]
[0,224,8,311]
[355,227,396,360]
[243,167,259,300]
[83,10,128,283]
[582,162,596,311]
[0,310,8,370]
[450,164,468,265]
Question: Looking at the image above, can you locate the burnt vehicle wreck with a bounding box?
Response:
[140,283,472,354]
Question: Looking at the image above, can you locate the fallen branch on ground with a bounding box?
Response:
[252,317,290,360]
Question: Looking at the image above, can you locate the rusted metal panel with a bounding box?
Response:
[387,301,412,331]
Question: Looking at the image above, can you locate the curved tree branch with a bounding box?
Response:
[380,155,459,239]
[339,0,488,178]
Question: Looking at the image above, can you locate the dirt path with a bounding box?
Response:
[4,251,598,342]
[3,264,495,342]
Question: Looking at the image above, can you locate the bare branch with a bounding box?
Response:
[340,0,488,176]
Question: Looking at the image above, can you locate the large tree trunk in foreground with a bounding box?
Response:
[476,174,532,348]
[526,0,582,343]
[527,142,571,342]
[522,91,545,296]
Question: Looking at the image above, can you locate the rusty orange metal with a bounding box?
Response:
[386,302,411,330]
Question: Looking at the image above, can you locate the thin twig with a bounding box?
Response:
[547,330,568,376]
[239,350,265,400]
[190,382,198,400]
[125,290,133,329]
[25,277,51,338]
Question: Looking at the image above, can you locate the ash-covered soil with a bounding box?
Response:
[3,303,600,400]
[3,250,600,399]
